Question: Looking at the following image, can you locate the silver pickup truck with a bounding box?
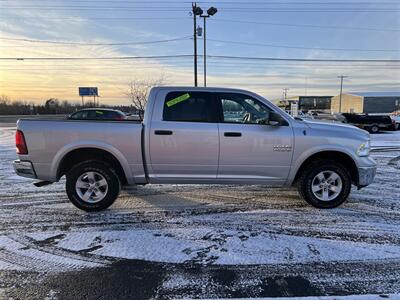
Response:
[14,87,376,211]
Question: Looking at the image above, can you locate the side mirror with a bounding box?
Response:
[268,111,284,126]
[268,120,280,126]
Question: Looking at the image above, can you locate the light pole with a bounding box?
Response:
[283,88,289,100]
[192,3,203,87]
[200,7,217,87]
[337,75,349,113]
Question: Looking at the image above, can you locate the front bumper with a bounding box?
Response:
[358,166,376,188]
[13,160,37,179]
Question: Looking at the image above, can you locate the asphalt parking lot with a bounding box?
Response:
[0,125,400,299]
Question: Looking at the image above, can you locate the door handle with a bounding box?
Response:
[154,130,173,135]
[224,132,242,137]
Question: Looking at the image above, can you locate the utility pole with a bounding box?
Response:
[283,88,289,100]
[203,15,207,87]
[193,3,198,87]
[305,77,308,96]
[192,3,203,87]
[200,7,217,87]
[337,75,349,113]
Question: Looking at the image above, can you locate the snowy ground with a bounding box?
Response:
[0,126,399,299]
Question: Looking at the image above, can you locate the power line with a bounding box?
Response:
[0,16,192,21]
[0,1,398,2]
[211,18,400,32]
[0,36,191,46]
[207,38,400,52]
[1,55,399,62]
[1,6,399,12]
[0,15,396,33]
[209,55,400,63]
[0,55,194,61]
[0,1,399,2]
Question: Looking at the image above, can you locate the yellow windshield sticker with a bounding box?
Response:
[96,111,104,115]
[166,93,190,107]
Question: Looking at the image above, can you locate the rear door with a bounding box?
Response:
[216,92,294,184]
[148,90,220,182]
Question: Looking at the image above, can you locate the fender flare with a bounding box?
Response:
[287,145,358,185]
[50,140,134,184]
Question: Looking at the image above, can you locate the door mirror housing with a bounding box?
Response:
[268,120,280,126]
[267,111,287,126]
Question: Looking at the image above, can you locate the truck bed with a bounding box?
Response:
[17,119,145,184]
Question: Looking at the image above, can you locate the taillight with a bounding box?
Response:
[16,130,28,154]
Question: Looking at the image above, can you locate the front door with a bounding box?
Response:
[216,92,294,184]
[149,91,219,181]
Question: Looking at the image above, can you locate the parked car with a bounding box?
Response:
[340,113,393,133]
[68,108,127,121]
[14,87,376,211]
[390,115,400,130]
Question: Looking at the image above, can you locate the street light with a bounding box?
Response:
[201,6,218,87]
[192,3,203,87]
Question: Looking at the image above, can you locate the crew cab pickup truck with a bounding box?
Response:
[14,87,377,211]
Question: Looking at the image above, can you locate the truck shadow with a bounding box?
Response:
[120,184,306,214]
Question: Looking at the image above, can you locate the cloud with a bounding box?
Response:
[0,2,399,104]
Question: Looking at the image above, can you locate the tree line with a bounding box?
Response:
[0,76,165,116]
[0,95,140,116]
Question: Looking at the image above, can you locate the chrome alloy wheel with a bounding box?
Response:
[75,171,108,203]
[311,171,343,201]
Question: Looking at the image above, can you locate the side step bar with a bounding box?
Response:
[33,181,53,187]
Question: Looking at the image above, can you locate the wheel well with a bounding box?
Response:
[293,151,358,185]
[57,148,127,185]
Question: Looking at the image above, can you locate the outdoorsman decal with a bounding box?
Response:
[166,93,191,107]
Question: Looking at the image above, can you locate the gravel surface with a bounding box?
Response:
[0,126,399,299]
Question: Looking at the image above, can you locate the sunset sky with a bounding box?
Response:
[0,0,399,105]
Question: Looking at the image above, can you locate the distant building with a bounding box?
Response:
[331,92,400,114]
[284,96,332,112]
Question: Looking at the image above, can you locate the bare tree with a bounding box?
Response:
[126,75,166,120]
[0,95,11,105]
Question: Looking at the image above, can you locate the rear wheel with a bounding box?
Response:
[297,160,352,208]
[66,160,121,211]
[368,124,379,133]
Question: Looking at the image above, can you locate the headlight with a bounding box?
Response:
[357,140,370,156]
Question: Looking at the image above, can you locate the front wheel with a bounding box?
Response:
[368,125,379,133]
[297,160,352,208]
[66,160,121,211]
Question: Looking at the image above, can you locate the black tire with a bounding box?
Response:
[297,159,352,209]
[66,160,121,211]
[368,125,379,133]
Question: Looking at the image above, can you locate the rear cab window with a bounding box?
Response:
[163,91,217,122]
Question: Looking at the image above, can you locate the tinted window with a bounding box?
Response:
[91,110,122,120]
[70,111,89,119]
[218,93,272,124]
[70,110,125,120]
[163,92,215,122]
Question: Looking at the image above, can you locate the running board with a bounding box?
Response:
[33,181,53,187]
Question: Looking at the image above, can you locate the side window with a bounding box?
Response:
[70,111,88,119]
[102,111,117,119]
[70,111,83,119]
[87,110,98,119]
[218,93,272,124]
[163,92,215,122]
